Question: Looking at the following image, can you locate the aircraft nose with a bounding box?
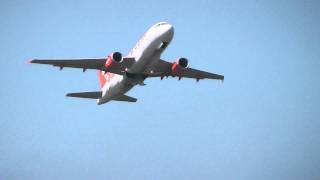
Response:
[166,24,174,34]
[164,24,174,41]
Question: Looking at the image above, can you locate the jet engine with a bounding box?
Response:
[105,52,123,69]
[171,57,188,75]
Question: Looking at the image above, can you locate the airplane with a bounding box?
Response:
[30,22,224,105]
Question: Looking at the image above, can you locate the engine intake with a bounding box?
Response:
[177,57,188,68]
[111,52,122,63]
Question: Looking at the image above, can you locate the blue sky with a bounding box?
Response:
[1,0,320,179]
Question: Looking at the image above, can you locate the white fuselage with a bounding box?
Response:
[97,22,174,104]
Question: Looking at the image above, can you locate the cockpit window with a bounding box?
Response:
[154,22,168,28]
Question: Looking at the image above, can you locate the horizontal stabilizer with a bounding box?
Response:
[113,94,137,102]
[66,91,102,99]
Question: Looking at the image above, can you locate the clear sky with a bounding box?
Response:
[1,0,320,179]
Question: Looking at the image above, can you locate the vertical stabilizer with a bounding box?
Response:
[98,70,106,89]
[98,71,116,89]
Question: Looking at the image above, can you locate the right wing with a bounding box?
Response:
[30,57,135,75]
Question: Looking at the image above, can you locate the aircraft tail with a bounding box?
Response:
[98,70,106,89]
[114,94,137,102]
[98,70,116,89]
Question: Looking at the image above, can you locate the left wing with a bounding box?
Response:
[30,57,135,75]
[145,59,224,81]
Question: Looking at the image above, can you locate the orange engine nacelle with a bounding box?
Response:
[105,52,123,69]
[171,57,189,75]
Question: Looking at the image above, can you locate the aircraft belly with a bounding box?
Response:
[129,40,160,73]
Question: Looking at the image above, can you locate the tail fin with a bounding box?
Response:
[98,70,106,89]
[98,71,116,89]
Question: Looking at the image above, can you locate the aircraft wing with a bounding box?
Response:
[146,59,224,81]
[30,57,135,75]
